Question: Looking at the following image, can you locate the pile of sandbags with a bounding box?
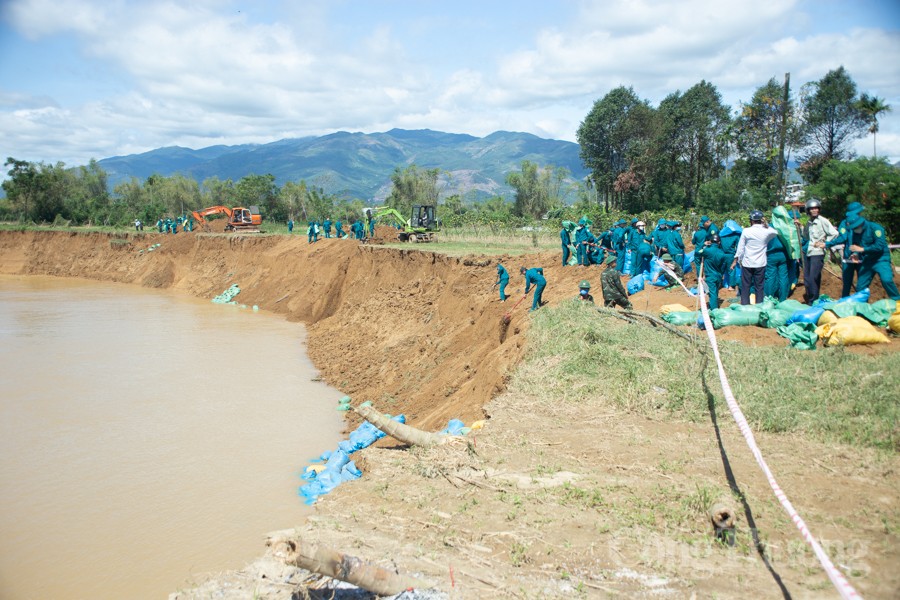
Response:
[659,288,896,349]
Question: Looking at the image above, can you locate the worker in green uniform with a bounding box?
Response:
[665,220,685,277]
[495,263,509,301]
[719,224,741,290]
[574,219,589,266]
[651,253,679,289]
[692,216,718,274]
[560,222,574,266]
[626,219,644,274]
[611,220,628,275]
[696,234,728,309]
[520,266,547,311]
[827,213,900,300]
[651,219,668,256]
[764,236,791,301]
[601,254,632,309]
[323,218,332,238]
[577,279,595,304]
[633,235,654,276]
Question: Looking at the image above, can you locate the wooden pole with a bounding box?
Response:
[776,73,791,198]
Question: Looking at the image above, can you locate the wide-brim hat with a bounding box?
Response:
[846,201,866,214]
[660,253,672,261]
[846,214,865,229]
[604,254,617,264]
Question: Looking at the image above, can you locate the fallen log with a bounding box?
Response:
[354,404,448,447]
[267,534,432,595]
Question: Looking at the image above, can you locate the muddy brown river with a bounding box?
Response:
[0,275,344,599]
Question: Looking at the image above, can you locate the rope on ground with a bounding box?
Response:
[623,308,700,343]
[695,263,861,600]
[594,306,699,343]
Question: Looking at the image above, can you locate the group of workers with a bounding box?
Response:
[561,216,687,281]
[495,251,633,312]
[154,215,194,234]
[287,216,377,243]
[696,201,898,309]
[504,201,898,315]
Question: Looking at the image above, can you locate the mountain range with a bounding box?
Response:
[97,129,590,202]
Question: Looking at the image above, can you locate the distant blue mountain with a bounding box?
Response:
[97,129,588,201]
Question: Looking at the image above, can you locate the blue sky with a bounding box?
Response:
[1,0,899,167]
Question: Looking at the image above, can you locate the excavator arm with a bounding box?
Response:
[191,206,233,225]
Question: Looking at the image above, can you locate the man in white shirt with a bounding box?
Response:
[731,210,778,305]
[795,199,838,304]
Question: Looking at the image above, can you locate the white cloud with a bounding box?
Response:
[1,0,898,166]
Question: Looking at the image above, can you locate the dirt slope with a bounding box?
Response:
[2,230,898,600]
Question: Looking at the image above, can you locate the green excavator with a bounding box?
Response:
[365,204,439,242]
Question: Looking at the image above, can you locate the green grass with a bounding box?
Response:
[512,300,900,452]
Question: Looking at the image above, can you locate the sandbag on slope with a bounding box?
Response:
[663,311,700,326]
[777,322,818,350]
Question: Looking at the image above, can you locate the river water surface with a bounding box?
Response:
[0,275,344,599]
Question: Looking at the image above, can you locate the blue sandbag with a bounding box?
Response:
[792,288,872,325]
[827,288,871,306]
[683,251,694,274]
[648,257,669,287]
[324,448,350,471]
[440,419,467,436]
[627,273,646,295]
[622,249,633,274]
[341,461,362,480]
[785,305,825,325]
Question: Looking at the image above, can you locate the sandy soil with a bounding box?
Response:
[0,229,897,599]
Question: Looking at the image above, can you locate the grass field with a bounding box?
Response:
[515,300,900,452]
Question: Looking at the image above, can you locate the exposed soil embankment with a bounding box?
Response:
[0,230,534,429]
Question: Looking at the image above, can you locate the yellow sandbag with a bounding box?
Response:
[815,316,890,346]
[889,308,900,334]
[305,464,326,474]
[470,420,486,430]
[660,303,693,315]
[817,310,839,326]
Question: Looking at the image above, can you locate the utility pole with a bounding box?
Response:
[776,72,790,200]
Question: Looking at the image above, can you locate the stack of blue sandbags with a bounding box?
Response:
[299,413,406,505]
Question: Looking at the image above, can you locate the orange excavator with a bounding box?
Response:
[191,205,262,233]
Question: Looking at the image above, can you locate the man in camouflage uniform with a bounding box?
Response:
[601,254,632,309]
